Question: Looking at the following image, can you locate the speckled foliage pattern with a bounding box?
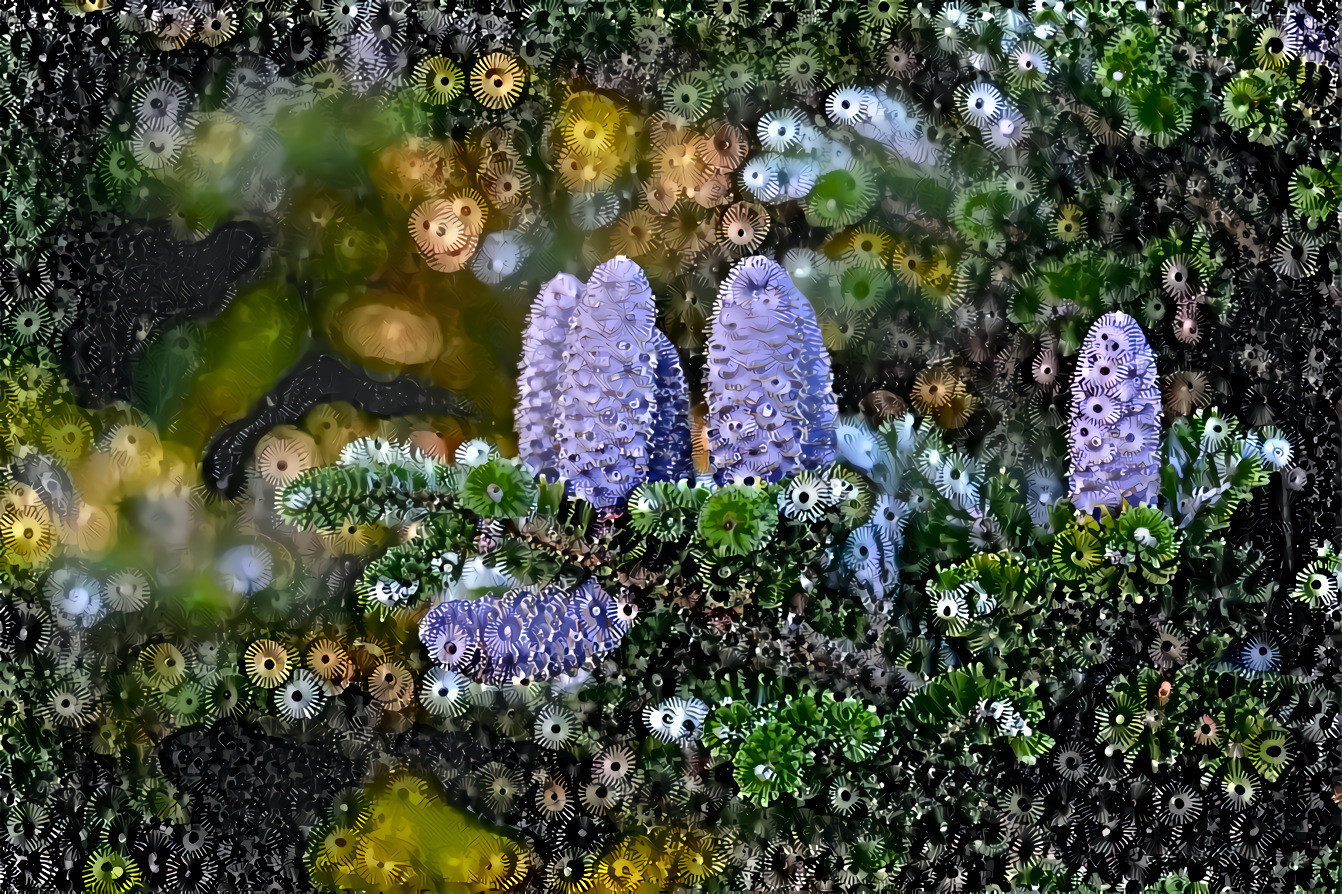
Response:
[0,1,1338,893]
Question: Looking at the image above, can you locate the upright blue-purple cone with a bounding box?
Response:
[554,256,666,507]
[705,256,837,484]
[649,328,694,482]
[1068,311,1161,513]
[516,272,584,478]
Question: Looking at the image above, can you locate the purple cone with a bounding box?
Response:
[705,256,837,484]
[1067,311,1161,513]
[555,257,658,506]
[517,256,692,506]
[419,581,629,684]
[516,272,584,478]
[649,328,694,482]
